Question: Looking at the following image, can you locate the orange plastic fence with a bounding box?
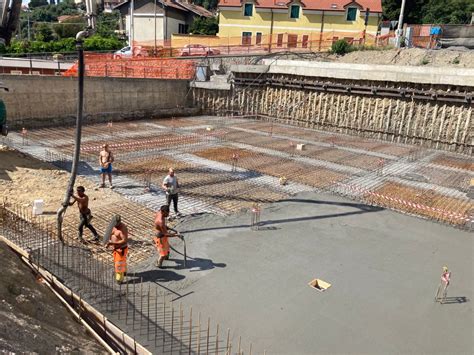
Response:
[137,31,378,55]
[63,53,197,79]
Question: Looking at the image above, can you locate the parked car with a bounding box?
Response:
[113,46,150,59]
[179,44,221,57]
[114,46,132,59]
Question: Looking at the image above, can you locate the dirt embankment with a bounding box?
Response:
[0,146,122,220]
[0,241,105,353]
[329,47,474,68]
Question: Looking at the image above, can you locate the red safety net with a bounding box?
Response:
[63,53,196,79]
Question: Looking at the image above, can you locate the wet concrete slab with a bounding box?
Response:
[132,190,473,354]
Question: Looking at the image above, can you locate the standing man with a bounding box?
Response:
[106,215,129,284]
[154,205,179,268]
[162,167,180,217]
[69,186,100,243]
[435,266,451,304]
[99,143,114,188]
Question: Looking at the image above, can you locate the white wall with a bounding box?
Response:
[166,16,187,39]
[126,14,165,44]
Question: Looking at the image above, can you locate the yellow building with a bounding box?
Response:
[217,0,382,48]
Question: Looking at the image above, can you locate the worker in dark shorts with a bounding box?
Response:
[162,167,181,217]
[69,186,100,243]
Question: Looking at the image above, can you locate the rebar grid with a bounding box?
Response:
[0,202,258,354]
[7,116,474,229]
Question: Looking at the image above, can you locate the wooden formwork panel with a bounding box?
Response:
[365,182,473,225]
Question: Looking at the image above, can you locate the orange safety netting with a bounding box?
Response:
[63,53,197,79]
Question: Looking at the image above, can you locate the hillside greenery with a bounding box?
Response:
[382,0,474,24]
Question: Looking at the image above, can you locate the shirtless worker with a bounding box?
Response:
[154,205,180,268]
[435,266,451,304]
[106,215,129,284]
[99,143,114,188]
[69,186,100,243]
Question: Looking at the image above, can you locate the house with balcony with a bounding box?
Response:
[217,0,382,48]
[115,0,212,46]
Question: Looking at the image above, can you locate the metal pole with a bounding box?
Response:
[395,0,407,48]
[171,306,174,352]
[180,303,183,353]
[27,11,31,41]
[188,307,193,355]
[215,324,219,355]
[162,293,166,351]
[154,0,157,54]
[206,317,210,355]
[197,312,201,355]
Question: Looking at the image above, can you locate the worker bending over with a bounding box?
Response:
[154,205,179,268]
[106,215,128,284]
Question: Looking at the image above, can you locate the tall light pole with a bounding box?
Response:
[27,8,31,41]
[154,0,157,54]
[395,0,406,48]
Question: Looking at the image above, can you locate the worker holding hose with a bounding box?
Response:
[69,186,100,243]
[154,205,180,268]
[106,215,128,284]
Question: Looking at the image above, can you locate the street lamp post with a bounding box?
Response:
[395,0,406,48]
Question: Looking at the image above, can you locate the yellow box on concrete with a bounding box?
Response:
[308,278,331,292]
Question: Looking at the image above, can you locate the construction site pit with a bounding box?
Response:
[1,115,473,353]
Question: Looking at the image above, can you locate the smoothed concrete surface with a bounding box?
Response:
[137,191,473,354]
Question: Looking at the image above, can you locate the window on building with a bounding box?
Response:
[256,32,262,45]
[287,34,298,48]
[178,24,189,34]
[290,5,300,19]
[302,34,309,48]
[244,3,253,16]
[242,32,252,45]
[346,7,357,21]
[277,33,284,47]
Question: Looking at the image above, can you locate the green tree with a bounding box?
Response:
[422,0,474,24]
[383,0,474,24]
[34,23,55,41]
[83,35,124,51]
[53,16,85,39]
[382,0,425,23]
[96,11,121,38]
[28,0,48,9]
[192,0,218,10]
[189,17,218,35]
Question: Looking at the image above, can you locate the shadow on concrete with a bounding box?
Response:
[174,256,226,273]
[181,199,384,234]
[278,198,385,211]
[440,296,469,305]
[127,269,185,283]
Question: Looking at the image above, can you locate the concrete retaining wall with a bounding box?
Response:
[193,86,473,154]
[0,75,198,128]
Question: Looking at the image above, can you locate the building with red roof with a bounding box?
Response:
[217,0,382,48]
